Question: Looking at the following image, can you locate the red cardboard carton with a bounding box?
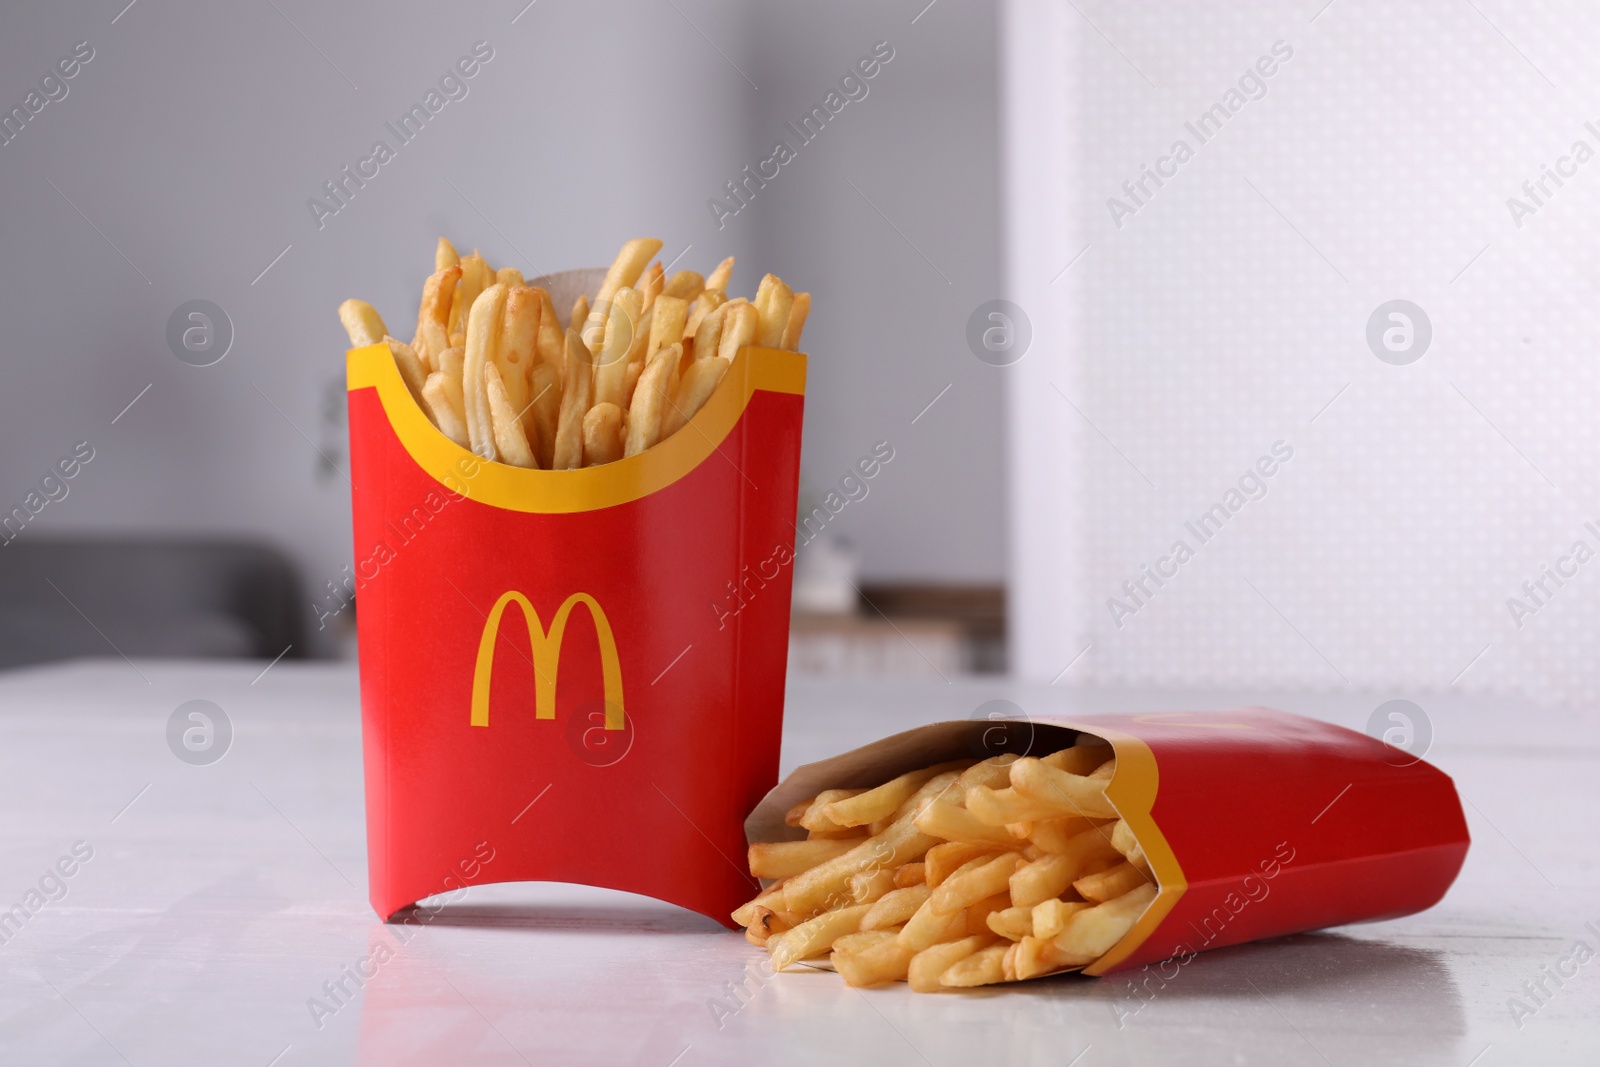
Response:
[347,269,806,926]
[745,708,1469,975]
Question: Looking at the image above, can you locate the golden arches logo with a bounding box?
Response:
[470,591,625,732]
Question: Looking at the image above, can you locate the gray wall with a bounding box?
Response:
[0,0,1004,656]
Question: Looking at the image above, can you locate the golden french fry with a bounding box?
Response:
[1074,860,1151,904]
[638,261,664,314]
[1009,854,1078,909]
[849,868,899,905]
[527,361,560,469]
[552,329,593,470]
[648,296,688,360]
[832,937,916,988]
[1050,883,1158,967]
[1027,816,1109,855]
[692,299,728,364]
[338,299,387,348]
[717,301,758,362]
[925,841,1001,887]
[580,402,624,467]
[754,273,794,348]
[568,294,589,335]
[1014,934,1073,980]
[435,236,458,272]
[623,344,680,457]
[779,291,810,351]
[748,838,859,880]
[908,936,993,993]
[449,252,492,343]
[421,372,468,449]
[832,930,898,956]
[778,772,956,915]
[862,885,931,931]
[732,882,788,928]
[384,337,428,410]
[967,786,1081,827]
[955,755,1019,792]
[415,265,462,366]
[798,788,866,834]
[929,852,1022,914]
[784,797,816,828]
[915,799,1026,848]
[896,896,970,951]
[1110,820,1151,873]
[986,906,1034,942]
[621,360,643,409]
[592,288,642,409]
[705,255,734,292]
[596,238,663,305]
[940,943,1010,988]
[894,863,927,888]
[497,286,540,413]
[460,283,509,460]
[663,269,704,302]
[534,287,564,369]
[496,266,524,288]
[684,288,727,343]
[823,762,966,829]
[769,903,872,970]
[1043,745,1113,777]
[1010,757,1120,820]
[484,364,537,468]
[744,906,799,947]
[1032,898,1090,940]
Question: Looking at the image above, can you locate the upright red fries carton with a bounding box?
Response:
[747,708,1469,975]
[346,269,805,925]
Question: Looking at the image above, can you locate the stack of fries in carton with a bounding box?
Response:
[338,237,808,469]
[735,735,1158,991]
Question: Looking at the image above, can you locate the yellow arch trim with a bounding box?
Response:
[1073,723,1187,976]
[470,591,625,732]
[346,342,806,513]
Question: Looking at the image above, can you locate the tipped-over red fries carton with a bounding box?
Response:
[346,268,805,925]
[747,708,1469,975]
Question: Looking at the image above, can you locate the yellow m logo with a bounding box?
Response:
[470,591,625,732]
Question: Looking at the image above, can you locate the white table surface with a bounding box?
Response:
[0,659,1595,1066]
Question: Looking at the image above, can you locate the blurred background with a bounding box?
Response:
[1,0,1595,704]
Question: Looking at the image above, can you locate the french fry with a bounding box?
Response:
[849,868,900,905]
[496,266,524,288]
[833,937,917,988]
[460,283,508,460]
[1073,861,1151,904]
[779,292,810,351]
[824,762,966,829]
[526,361,560,469]
[717,301,758,362]
[338,299,388,348]
[908,936,993,993]
[1050,883,1159,967]
[414,265,462,366]
[661,356,729,439]
[926,841,1000,887]
[967,786,1075,827]
[896,896,970,951]
[915,799,1026,848]
[534,287,564,369]
[732,881,789,928]
[753,273,794,348]
[623,344,680,457]
[638,261,664,314]
[985,906,1033,942]
[705,255,734,292]
[748,838,859,880]
[1044,746,1113,777]
[592,288,642,409]
[769,903,872,970]
[744,906,799,947]
[784,797,816,828]
[497,286,541,415]
[1111,819,1151,873]
[422,372,468,448]
[684,288,728,342]
[449,252,492,345]
[552,330,593,470]
[895,863,927,887]
[861,885,931,931]
[1032,898,1090,940]
[929,852,1022,914]
[1009,757,1120,820]
[1027,816,1107,855]
[940,943,1010,988]
[663,269,704,302]
[568,294,589,336]
[435,236,458,272]
[832,930,898,956]
[484,364,537,468]
[596,238,663,305]
[798,789,866,834]
[648,296,688,361]
[581,402,625,467]
[384,337,428,410]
